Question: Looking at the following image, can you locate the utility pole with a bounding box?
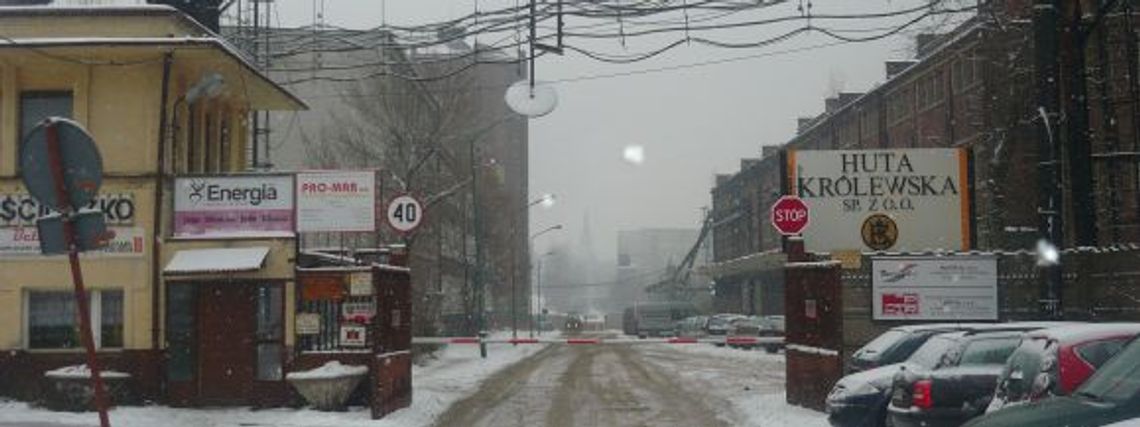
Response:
[1033,0,1065,319]
[471,126,487,358]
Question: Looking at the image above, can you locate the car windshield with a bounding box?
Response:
[857,330,906,358]
[906,336,957,370]
[1077,338,1140,403]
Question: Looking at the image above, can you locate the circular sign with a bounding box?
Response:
[386,194,424,234]
[19,118,103,212]
[770,196,810,236]
[861,213,899,251]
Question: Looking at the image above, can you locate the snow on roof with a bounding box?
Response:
[44,364,130,379]
[1027,323,1140,342]
[164,247,270,275]
[286,361,367,380]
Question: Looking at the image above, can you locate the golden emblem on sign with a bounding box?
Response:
[861,213,898,251]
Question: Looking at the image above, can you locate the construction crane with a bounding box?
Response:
[645,211,713,299]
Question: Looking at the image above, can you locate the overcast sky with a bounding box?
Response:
[273,0,954,261]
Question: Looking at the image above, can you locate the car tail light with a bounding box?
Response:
[912,379,933,409]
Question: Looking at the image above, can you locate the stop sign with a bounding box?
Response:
[771,196,810,236]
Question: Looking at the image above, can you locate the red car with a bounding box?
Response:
[986,323,1140,413]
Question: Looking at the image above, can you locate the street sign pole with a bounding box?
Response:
[43,122,111,427]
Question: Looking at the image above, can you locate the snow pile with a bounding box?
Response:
[286,361,367,380]
[44,364,130,379]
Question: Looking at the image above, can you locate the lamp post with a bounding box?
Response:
[511,194,555,341]
[530,225,563,337]
[470,115,522,359]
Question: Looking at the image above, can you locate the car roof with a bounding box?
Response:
[930,323,1078,341]
[1025,323,1140,343]
[889,321,1079,334]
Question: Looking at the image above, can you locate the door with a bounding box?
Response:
[197,283,256,405]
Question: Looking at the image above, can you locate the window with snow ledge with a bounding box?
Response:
[26,290,123,350]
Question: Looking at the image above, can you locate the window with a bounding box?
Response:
[256,284,283,380]
[27,290,123,350]
[19,91,73,170]
[1077,338,1130,369]
[959,337,1021,366]
[165,284,195,381]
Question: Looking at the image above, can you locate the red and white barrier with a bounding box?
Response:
[410,336,784,346]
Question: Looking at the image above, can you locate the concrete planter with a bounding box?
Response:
[286,362,368,411]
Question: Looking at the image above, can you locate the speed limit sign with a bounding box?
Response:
[386,195,424,233]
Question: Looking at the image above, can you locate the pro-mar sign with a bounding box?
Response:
[173,175,294,237]
[296,171,376,233]
[872,256,998,321]
[789,148,969,253]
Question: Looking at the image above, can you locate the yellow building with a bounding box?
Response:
[0,5,304,405]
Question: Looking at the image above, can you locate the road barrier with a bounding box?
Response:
[410,336,784,346]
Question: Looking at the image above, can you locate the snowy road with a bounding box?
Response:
[0,333,829,427]
[434,334,829,427]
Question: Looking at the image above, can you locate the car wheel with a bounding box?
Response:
[764,345,777,354]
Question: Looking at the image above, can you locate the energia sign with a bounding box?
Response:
[173,175,294,238]
[788,149,970,253]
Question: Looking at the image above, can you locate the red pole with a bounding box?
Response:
[44,121,112,427]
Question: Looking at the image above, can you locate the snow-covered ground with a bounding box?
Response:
[0,337,545,427]
[635,344,829,427]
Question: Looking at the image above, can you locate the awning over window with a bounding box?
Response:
[164,247,270,275]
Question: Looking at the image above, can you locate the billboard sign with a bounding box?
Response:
[789,149,969,253]
[173,175,294,238]
[296,171,376,232]
[872,256,997,321]
[0,226,145,257]
[1,193,135,227]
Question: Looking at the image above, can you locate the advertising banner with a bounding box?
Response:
[0,226,145,257]
[1,193,136,227]
[296,171,376,232]
[872,256,998,321]
[173,175,294,238]
[789,149,969,253]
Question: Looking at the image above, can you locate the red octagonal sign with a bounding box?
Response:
[771,196,810,236]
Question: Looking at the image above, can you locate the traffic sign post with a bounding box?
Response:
[771,196,810,236]
[20,118,112,427]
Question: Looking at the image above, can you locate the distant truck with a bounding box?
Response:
[623,303,697,338]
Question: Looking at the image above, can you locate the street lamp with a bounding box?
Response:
[511,195,557,341]
[530,225,563,337]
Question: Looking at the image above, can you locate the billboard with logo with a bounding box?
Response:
[173,175,294,238]
[789,148,969,253]
[1,193,136,227]
[0,226,145,257]
[871,256,997,320]
[296,171,376,232]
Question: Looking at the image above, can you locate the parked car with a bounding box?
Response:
[759,315,786,353]
[964,331,1140,427]
[707,313,746,336]
[986,323,1140,413]
[727,316,768,350]
[847,323,980,375]
[829,331,960,427]
[886,329,1038,427]
[673,315,708,338]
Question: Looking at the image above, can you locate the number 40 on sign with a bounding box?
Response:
[386,195,423,234]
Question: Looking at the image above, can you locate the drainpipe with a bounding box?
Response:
[152,52,173,354]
